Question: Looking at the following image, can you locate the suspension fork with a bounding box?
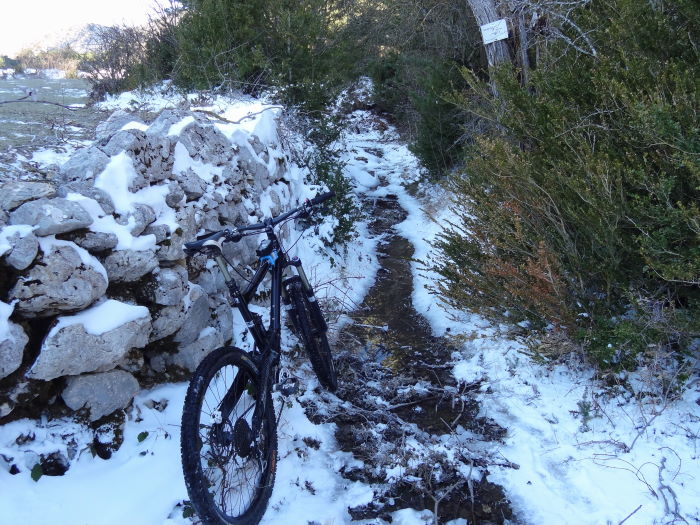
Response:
[288,256,328,332]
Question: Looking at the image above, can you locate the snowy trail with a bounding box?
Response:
[338,100,700,524]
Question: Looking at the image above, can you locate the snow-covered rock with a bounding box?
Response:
[153,266,188,306]
[28,301,151,380]
[0,302,28,380]
[60,147,110,184]
[9,242,108,317]
[0,324,27,380]
[95,109,145,140]
[3,231,39,270]
[0,98,312,421]
[178,121,233,166]
[57,182,115,215]
[155,206,196,262]
[174,167,206,200]
[101,130,174,189]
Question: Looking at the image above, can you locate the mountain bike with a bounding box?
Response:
[180,191,337,525]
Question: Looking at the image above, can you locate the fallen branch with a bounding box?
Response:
[0,98,80,111]
[193,105,283,124]
[618,505,642,525]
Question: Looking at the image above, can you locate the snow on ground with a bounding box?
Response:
[384,165,700,522]
[2,81,699,525]
[337,92,700,523]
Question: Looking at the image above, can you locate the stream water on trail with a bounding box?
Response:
[330,191,516,523]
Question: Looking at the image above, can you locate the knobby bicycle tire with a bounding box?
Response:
[289,283,338,391]
[181,347,277,525]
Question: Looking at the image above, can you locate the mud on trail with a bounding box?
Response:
[305,191,517,524]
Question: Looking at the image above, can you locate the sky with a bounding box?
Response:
[0,0,161,58]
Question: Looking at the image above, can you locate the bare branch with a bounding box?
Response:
[0,98,80,111]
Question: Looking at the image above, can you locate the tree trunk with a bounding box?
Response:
[516,10,530,85]
[466,0,511,68]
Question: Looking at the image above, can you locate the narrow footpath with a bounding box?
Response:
[305,109,518,522]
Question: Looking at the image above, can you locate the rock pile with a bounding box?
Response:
[0,107,296,421]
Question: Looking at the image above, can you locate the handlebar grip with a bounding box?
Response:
[309,191,335,206]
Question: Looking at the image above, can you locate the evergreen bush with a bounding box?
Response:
[429,0,700,369]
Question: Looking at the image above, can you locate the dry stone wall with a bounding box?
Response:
[0,107,297,422]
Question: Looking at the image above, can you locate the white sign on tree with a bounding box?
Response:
[480,19,509,45]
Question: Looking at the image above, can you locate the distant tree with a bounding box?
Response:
[79,25,148,99]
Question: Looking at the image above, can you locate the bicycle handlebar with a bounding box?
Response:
[309,191,335,206]
[184,191,335,256]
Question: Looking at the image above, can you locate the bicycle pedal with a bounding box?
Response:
[277,377,299,396]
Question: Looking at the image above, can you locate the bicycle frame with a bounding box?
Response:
[211,220,314,436]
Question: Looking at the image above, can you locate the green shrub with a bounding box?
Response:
[429,0,700,365]
[369,54,472,177]
[167,0,362,108]
[303,114,358,245]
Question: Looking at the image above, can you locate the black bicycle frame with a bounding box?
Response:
[213,224,293,436]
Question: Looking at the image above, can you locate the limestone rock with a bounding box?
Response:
[62,370,140,421]
[9,198,92,236]
[178,121,232,166]
[150,303,186,342]
[237,146,271,190]
[218,200,246,225]
[145,109,192,137]
[222,164,244,186]
[157,205,196,262]
[28,309,151,380]
[249,135,266,156]
[95,110,145,140]
[171,329,224,372]
[154,266,188,306]
[71,231,119,252]
[144,224,169,244]
[0,322,28,380]
[165,182,185,208]
[60,147,110,184]
[175,168,206,201]
[174,284,210,346]
[103,249,158,282]
[10,243,108,317]
[4,231,39,270]
[101,129,147,157]
[0,181,56,212]
[57,182,115,215]
[130,204,156,237]
[102,130,173,189]
[212,298,233,344]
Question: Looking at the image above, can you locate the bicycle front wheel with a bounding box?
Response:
[181,347,277,525]
[289,283,338,391]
